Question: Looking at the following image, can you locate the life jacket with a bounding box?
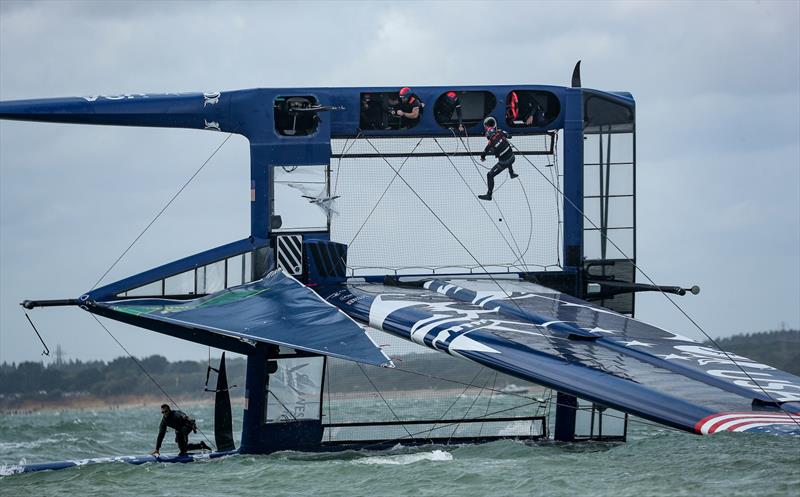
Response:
[485,129,513,161]
[507,91,520,121]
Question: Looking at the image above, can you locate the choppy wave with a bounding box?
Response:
[354,449,453,465]
[1,406,799,497]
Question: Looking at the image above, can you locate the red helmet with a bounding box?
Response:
[446,91,457,100]
[399,87,412,100]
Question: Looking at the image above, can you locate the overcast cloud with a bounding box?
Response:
[1,0,798,364]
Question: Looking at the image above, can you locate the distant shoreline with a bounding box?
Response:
[0,395,237,415]
[2,386,547,415]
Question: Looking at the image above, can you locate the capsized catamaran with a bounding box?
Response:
[2,63,798,474]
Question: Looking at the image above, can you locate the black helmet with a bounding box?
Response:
[483,116,497,136]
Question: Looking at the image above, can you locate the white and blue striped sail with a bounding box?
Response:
[320,278,800,436]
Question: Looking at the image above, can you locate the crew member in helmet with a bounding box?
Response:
[434,91,464,131]
[151,404,211,457]
[392,87,424,128]
[507,91,544,126]
[478,116,518,201]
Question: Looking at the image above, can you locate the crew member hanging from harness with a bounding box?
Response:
[478,116,518,201]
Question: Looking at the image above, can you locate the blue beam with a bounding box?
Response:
[562,88,584,271]
[86,237,267,301]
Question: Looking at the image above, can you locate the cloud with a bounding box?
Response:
[1,0,798,363]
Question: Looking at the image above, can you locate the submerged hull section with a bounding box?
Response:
[5,450,239,475]
[321,279,800,436]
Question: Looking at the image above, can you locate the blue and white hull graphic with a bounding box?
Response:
[321,278,800,436]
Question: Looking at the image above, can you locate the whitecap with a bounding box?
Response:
[355,449,453,466]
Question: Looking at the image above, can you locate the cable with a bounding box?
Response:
[449,129,537,267]
[360,135,566,354]
[88,313,215,448]
[346,137,425,250]
[356,363,414,440]
[431,137,529,272]
[511,140,800,425]
[89,128,239,292]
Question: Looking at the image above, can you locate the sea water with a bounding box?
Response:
[1,403,798,497]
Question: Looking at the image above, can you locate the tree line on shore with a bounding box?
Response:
[1,329,796,408]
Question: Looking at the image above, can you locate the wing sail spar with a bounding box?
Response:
[92,270,392,367]
[321,278,800,435]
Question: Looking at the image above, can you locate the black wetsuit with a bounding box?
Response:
[508,92,544,126]
[398,93,423,128]
[481,129,517,196]
[156,410,201,455]
[435,94,463,128]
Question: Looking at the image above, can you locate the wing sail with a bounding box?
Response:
[321,279,800,435]
[93,270,392,367]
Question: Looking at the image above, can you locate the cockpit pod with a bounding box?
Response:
[274,95,320,136]
[432,90,497,130]
[505,90,560,129]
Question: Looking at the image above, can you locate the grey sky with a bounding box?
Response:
[1,0,798,364]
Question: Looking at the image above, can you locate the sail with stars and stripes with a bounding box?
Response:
[320,277,800,436]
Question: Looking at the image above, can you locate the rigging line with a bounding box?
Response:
[88,313,215,448]
[551,132,562,267]
[456,129,537,266]
[89,127,239,292]
[478,371,499,438]
[397,361,787,434]
[431,137,529,272]
[361,136,565,353]
[429,366,488,438]
[511,142,800,424]
[332,131,363,197]
[391,365,545,404]
[390,363,679,434]
[437,131,532,263]
[267,390,299,422]
[357,400,549,451]
[356,363,414,440]
[24,312,50,356]
[447,370,494,443]
[346,137,425,249]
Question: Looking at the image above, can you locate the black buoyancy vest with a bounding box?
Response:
[486,130,513,160]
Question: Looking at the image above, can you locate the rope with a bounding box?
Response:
[360,135,565,354]
[88,314,216,449]
[89,127,239,291]
[431,137,529,272]
[446,369,494,443]
[428,367,487,438]
[356,363,414,439]
[24,312,50,356]
[511,140,800,426]
[346,137,425,249]
[267,390,299,422]
[452,128,537,266]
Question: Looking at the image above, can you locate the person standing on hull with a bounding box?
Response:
[478,116,518,201]
[393,87,424,128]
[151,404,211,456]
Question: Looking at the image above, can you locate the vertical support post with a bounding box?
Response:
[250,144,271,241]
[562,88,584,289]
[554,392,578,442]
[240,346,268,454]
